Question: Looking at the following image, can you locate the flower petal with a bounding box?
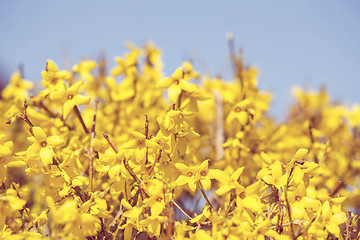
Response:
[73,94,91,106]
[168,85,182,104]
[46,136,64,146]
[63,100,75,119]
[156,77,172,89]
[32,127,47,142]
[0,145,12,156]
[200,178,211,191]
[294,148,308,160]
[188,181,197,192]
[7,160,26,168]
[145,139,159,149]
[40,147,53,166]
[215,185,232,196]
[68,81,84,95]
[231,167,244,181]
[172,67,183,80]
[151,201,164,216]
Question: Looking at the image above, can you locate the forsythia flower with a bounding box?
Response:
[0,42,358,239]
[157,67,193,104]
[50,81,91,119]
[23,127,64,166]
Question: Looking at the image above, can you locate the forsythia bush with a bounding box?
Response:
[0,42,359,240]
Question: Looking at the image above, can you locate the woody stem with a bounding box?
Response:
[89,99,99,192]
[197,181,217,214]
[73,105,89,133]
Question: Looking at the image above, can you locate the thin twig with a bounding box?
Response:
[103,133,149,200]
[223,193,235,217]
[32,99,73,130]
[89,99,99,192]
[294,215,317,239]
[213,91,224,161]
[172,200,192,220]
[73,105,89,133]
[226,32,236,78]
[329,180,343,197]
[145,115,149,139]
[285,166,295,239]
[147,149,162,175]
[167,200,174,240]
[18,101,34,136]
[103,132,119,153]
[109,201,123,229]
[318,141,328,166]
[145,115,149,164]
[197,181,217,215]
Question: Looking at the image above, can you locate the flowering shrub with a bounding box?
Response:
[0,42,360,239]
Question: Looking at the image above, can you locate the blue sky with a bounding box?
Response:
[1,1,359,118]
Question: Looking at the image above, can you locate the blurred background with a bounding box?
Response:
[0,1,359,118]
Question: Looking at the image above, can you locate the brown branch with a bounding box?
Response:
[32,99,73,130]
[172,200,192,220]
[147,149,162,175]
[103,133,119,153]
[18,101,34,136]
[166,200,174,240]
[285,166,295,238]
[109,201,123,230]
[145,115,149,164]
[89,99,99,192]
[329,180,343,197]
[103,132,149,199]
[144,115,149,139]
[197,181,217,214]
[73,105,89,133]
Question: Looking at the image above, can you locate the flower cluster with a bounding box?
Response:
[0,42,359,239]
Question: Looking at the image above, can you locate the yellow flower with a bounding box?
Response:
[257,160,287,188]
[321,200,347,237]
[50,81,91,119]
[226,99,254,125]
[157,67,194,104]
[24,127,64,166]
[41,60,71,88]
[175,160,214,191]
[73,60,97,82]
[47,196,100,238]
[122,131,159,164]
[139,215,168,237]
[111,44,140,77]
[211,167,245,196]
[143,180,168,216]
[0,188,27,235]
[0,137,26,183]
[1,71,33,100]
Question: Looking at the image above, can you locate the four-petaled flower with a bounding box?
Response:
[157,67,194,104]
[50,81,91,119]
[25,127,64,166]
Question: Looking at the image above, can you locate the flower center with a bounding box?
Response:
[67,94,74,100]
[156,197,162,202]
[40,141,47,148]
[0,156,5,163]
[187,172,193,177]
[173,79,179,85]
[200,171,207,177]
[234,107,241,112]
[138,139,145,147]
[239,192,246,199]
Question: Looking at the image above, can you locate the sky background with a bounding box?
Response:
[0,1,359,118]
